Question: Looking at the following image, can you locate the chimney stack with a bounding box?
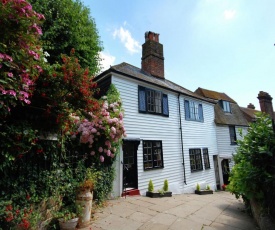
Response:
[257,91,274,119]
[141,31,164,79]
[247,103,255,109]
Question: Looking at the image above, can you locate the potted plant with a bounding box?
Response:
[146,179,172,198]
[195,183,213,195]
[55,204,79,230]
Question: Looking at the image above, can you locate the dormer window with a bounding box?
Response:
[220,100,231,113]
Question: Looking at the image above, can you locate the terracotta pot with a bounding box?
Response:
[76,189,93,228]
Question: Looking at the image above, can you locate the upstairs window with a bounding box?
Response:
[143,140,164,170]
[189,149,203,172]
[184,100,204,122]
[229,126,237,145]
[138,86,169,116]
[220,100,231,113]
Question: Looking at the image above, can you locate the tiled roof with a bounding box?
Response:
[195,87,236,103]
[214,103,249,126]
[240,107,258,123]
[96,62,214,103]
[194,87,248,126]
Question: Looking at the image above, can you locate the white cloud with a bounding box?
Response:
[99,51,116,72]
[113,27,141,54]
[224,10,236,20]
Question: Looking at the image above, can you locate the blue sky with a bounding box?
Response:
[83,0,275,110]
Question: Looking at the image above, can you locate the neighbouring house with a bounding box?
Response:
[241,91,275,123]
[194,87,249,189]
[95,31,219,196]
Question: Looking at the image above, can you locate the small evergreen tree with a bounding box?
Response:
[163,179,169,192]
[148,180,154,192]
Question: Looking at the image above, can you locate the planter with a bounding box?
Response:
[76,189,93,228]
[195,190,213,195]
[58,217,78,230]
[146,191,172,198]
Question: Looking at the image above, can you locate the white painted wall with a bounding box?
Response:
[110,73,219,196]
[112,74,184,196]
[216,125,248,158]
[181,96,218,193]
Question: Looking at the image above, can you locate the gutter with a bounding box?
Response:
[178,93,187,185]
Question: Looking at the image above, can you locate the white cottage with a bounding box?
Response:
[95,31,218,196]
[194,88,249,189]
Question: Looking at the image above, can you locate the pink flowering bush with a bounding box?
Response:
[0,0,45,118]
[76,84,126,164]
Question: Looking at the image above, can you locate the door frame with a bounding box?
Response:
[122,139,140,190]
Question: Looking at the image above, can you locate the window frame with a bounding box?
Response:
[184,100,204,122]
[229,126,237,145]
[220,100,231,113]
[203,148,210,169]
[143,140,164,170]
[138,86,169,117]
[189,148,203,172]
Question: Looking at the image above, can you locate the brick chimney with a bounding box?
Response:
[247,103,255,109]
[141,31,164,79]
[257,91,274,119]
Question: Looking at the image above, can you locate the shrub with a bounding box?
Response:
[228,113,275,218]
[148,180,154,192]
[163,179,169,192]
[196,183,200,191]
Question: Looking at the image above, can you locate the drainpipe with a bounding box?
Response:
[178,93,187,185]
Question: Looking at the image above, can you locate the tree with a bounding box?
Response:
[228,113,275,218]
[29,0,103,73]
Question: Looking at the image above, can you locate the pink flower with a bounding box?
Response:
[6,90,16,97]
[111,127,116,134]
[91,128,97,133]
[107,150,111,156]
[98,147,103,153]
[90,151,95,156]
[100,155,104,162]
[110,153,115,158]
[105,140,111,148]
[7,72,13,77]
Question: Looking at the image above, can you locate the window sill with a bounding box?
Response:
[191,169,203,173]
[144,167,164,171]
[185,118,204,123]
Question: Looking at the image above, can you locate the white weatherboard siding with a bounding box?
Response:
[181,97,218,193]
[112,74,184,196]
[216,125,248,158]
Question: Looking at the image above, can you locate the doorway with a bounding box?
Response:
[122,140,139,190]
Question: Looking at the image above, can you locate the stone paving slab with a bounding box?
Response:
[83,191,259,230]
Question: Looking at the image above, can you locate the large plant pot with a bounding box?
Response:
[146,191,172,198]
[195,190,213,195]
[76,189,93,228]
[58,217,78,230]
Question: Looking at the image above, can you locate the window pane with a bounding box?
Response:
[189,149,202,172]
[143,141,163,170]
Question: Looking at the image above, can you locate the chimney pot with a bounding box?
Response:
[247,103,255,109]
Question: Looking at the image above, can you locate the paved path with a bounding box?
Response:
[85,191,259,230]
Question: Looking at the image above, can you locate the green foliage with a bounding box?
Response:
[163,179,169,192]
[196,183,200,191]
[228,113,275,216]
[206,185,211,190]
[148,180,154,192]
[29,0,103,72]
